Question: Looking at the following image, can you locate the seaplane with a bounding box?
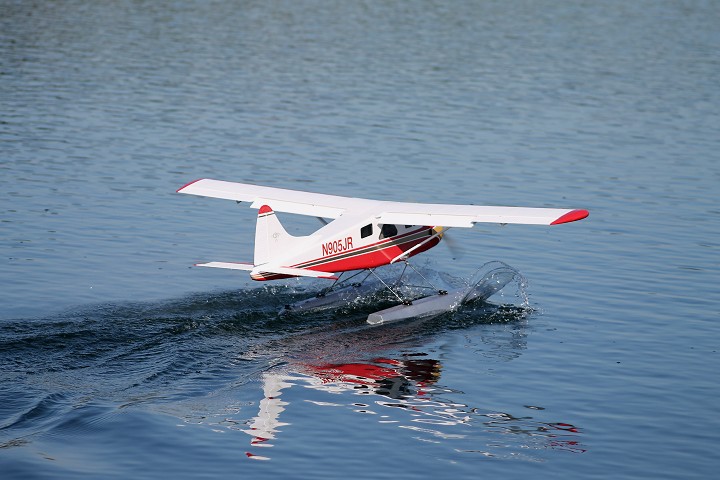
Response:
[177,179,588,323]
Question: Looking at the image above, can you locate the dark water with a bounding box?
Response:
[2,1,719,478]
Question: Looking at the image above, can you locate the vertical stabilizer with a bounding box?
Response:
[254,205,305,266]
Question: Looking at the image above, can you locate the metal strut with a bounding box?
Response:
[316,269,373,298]
[403,260,448,295]
[368,268,413,305]
[317,259,445,307]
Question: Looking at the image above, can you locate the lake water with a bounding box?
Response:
[2,0,719,478]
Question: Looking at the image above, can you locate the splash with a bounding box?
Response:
[462,261,529,308]
[366,261,530,324]
[279,260,530,325]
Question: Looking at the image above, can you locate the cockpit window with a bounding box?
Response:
[361,224,373,238]
[379,224,398,239]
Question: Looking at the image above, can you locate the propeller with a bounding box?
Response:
[437,227,465,260]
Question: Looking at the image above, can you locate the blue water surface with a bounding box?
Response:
[2,1,719,478]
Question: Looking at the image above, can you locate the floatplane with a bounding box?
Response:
[177,179,588,323]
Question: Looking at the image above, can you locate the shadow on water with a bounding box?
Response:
[0,274,584,466]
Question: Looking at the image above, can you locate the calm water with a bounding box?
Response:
[2,0,719,478]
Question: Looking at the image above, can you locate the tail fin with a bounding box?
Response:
[254,205,307,266]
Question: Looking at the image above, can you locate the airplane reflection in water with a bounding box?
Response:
[243,355,585,460]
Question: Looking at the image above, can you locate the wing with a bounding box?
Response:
[375,202,589,227]
[177,179,588,226]
[177,178,378,219]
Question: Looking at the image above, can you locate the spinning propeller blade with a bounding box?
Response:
[441,232,465,260]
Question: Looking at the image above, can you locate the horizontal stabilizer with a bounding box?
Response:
[194,262,337,280]
[195,261,255,271]
[251,265,338,280]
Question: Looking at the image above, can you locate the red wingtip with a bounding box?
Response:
[176,178,204,193]
[258,205,273,215]
[551,209,589,225]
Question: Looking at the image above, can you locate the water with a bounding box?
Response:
[1,0,719,478]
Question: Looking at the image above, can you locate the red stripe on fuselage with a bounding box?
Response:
[312,235,440,272]
[250,228,440,281]
[300,227,431,268]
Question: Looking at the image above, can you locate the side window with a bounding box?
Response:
[361,224,373,238]
[379,224,398,239]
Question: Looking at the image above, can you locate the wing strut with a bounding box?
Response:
[389,227,447,264]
